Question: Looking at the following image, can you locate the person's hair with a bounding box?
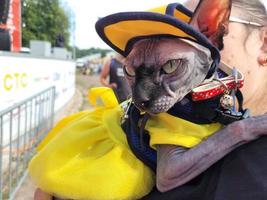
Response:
[232,0,267,26]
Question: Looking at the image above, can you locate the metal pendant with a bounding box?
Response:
[220,93,234,110]
[120,99,132,124]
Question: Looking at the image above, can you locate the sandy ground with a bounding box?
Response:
[13,72,101,200]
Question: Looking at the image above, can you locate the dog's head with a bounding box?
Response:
[123,0,232,114]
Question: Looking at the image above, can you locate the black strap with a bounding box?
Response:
[168,89,250,125]
[236,89,244,112]
[121,104,157,172]
[213,89,250,125]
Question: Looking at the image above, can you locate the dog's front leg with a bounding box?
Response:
[156,113,267,192]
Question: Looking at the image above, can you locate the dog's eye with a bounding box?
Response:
[124,65,135,77]
[162,59,182,74]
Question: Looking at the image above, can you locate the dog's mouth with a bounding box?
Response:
[133,95,182,114]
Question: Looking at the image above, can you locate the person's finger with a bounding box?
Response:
[34,188,53,200]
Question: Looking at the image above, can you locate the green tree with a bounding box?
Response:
[22,0,70,48]
[75,47,112,58]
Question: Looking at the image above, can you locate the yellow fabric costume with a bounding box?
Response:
[28,87,222,200]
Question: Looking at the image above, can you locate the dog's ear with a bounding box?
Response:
[190,0,232,50]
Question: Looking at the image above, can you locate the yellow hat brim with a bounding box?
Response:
[95,3,220,80]
[104,18,194,54]
[95,3,220,78]
[96,3,205,56]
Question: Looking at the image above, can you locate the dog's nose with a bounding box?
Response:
[132,82,152,109]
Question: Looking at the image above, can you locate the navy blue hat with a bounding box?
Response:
[95,3,220,78]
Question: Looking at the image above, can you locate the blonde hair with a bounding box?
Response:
[232,0,267,26]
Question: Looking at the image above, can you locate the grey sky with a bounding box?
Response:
[64,0,181,49]
[64,0,267,50]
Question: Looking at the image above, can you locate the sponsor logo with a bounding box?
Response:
[3,72,28,91]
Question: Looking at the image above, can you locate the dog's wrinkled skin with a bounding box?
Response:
[124,38,212,114]
[122,0,267,193]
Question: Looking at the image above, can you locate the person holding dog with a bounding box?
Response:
[143,0,267,199]
[32,0,267,199]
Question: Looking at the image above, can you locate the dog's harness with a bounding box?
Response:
[121,64,250,172]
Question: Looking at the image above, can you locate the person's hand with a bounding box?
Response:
[109,83,117,89]
[34,188,52,200]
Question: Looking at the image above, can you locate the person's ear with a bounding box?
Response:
[189,0,232,50]
[258,27,267,67]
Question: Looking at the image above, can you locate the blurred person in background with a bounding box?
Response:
[0,0,11,51]
[82,60,91,75]
[100,53,131,103]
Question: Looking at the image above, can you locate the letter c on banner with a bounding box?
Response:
[4,74,13,91]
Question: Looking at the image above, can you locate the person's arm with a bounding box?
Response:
[99,59,117,88]
[156,114,267,192]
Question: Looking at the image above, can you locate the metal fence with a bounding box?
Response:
[0,87,55,200]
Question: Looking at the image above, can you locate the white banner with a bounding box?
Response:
[0,55,75,112]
